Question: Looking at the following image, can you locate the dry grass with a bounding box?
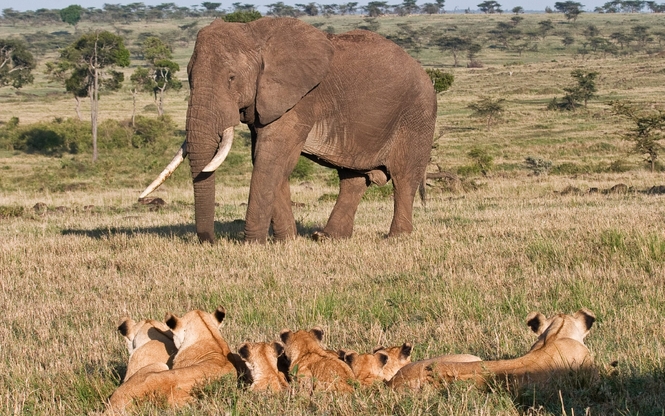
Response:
[1,12,665,416]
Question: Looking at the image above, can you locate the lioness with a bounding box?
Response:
[388,308,595,390]
[237,342,290,392]
[117,317,177,382]
[108,306,237,412]
[280,327,355,392]
[341,343,413,385]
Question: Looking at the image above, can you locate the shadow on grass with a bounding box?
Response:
[509,367,665,415]
[61,219,321,242]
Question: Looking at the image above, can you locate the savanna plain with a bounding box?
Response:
[1,11,665,415]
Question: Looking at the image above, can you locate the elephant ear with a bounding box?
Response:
[255,18,334,125]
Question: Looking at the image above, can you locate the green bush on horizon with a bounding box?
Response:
[1,116,179,155]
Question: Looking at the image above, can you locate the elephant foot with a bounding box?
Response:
[312,231,330,242]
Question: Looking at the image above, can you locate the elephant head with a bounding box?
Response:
[140,17,334,243]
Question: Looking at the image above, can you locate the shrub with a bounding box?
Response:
[425,69,454,93]
[0,205,24,218]
[290,156,314,180]
[609,159,631,173]
[10,118,90,155]
[98,119,133,149]
[362,183,394,201]
[132,115,176,148]
[4,116,179,155]
[466,146,494,176]
[524,156,552,175]
[223,10,262,22]
[457,164,481,177]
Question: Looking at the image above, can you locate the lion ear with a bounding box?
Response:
[344,351,357,366]
[574,308,596,332]
[526,312,547,335]
[253,18,334,125]
[273,342,285,357]
[400,343,413,359]
[117,317,135,340]
[376,352,389,367]
[280,329,292,343]
[165,313,179,330]
[310,327,324,341]
[213,306,226,324]
[372,346,385,354]
[238,343,251,360]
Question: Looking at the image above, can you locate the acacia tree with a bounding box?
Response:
[436,36,472,67]
[51,31,129,161]
[567,69,598,108]
[611,101,665,172]
[131,36,182,117]
[0,39,36,89]
[554,1,584,21]
[468,96,506,130]
[478,0,503,13]
[59,5,84,31]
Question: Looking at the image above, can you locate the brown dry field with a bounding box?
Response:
[1,12,665,415]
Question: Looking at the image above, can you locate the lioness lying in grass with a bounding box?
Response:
[388,308,595,390]
[280,327,355,393]
[117,317,177,382]
[107,306,237,412]
[340,343,414,386]
[237,341,290,392]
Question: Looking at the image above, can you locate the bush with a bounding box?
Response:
[524,156,552,175]
[362,183,393,200]
[467,146,494,176]
[290,156,314,181]
[98,119,133,149]
[0,205,24,218]
[223,10,262,22]
[9,118,90,155]
[3,116,179,155]
[132,115,177,148]
[425,69,454,93]
[457,164,481,177]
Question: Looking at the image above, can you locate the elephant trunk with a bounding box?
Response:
[188,132,217,244]
[186,102,229,244]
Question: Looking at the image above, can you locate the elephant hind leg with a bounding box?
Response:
[318,169,369,239]
[388,174,420,237]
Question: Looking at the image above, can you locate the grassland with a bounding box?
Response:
[1,12,665,415]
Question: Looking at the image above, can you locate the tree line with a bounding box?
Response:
[3,0,665,26]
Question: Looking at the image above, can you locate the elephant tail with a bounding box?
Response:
[418,175,427,208]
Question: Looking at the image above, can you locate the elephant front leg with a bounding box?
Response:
[271,177,297,241]
[244,137,302,243]
[316,169,369,240]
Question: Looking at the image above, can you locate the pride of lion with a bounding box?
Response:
[106,307,595,411]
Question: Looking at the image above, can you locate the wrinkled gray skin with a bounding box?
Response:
[187,17,436,243]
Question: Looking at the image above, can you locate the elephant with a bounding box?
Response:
[140,17,437,244]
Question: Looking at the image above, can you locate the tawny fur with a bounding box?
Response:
[280,327,355,393]
[238,342,289,392]
[342,343,413,386]
[388,308,595,390]
[117,318,177,382]
[107,307,237,412]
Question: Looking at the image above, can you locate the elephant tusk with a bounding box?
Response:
[202,126,235,173]
[139,141,188,199]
